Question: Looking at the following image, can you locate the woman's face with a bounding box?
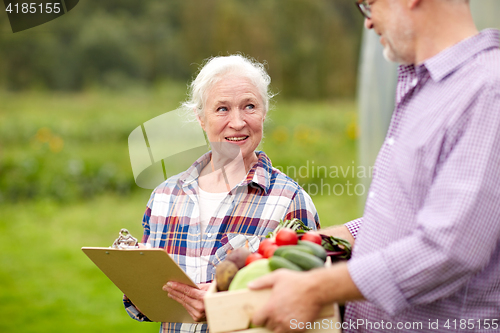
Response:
[200,73,266,166]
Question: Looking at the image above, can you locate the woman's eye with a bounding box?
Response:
[217,106,228,112]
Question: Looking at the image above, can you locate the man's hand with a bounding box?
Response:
[163,282,211,322]
[249,269,324,333]
[249,263,364,333]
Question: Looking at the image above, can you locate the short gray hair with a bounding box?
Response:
[182,54,273,119]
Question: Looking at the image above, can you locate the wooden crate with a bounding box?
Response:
[204,281,341,333]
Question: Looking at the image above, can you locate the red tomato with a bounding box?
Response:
[263,244,279,258]
[245,253,264,266]
[301,231,323,245]
[258,239,276,256]
[275,229,299,246]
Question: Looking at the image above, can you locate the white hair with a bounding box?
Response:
[182,54,273,119]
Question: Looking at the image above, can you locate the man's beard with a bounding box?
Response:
[382,6,415,65]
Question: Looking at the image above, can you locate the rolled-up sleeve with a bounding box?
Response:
[344,218,363,239]
[123,295,152,322]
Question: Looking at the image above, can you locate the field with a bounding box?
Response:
[0,86,363,333]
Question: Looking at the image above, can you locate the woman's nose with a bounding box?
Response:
[229,110,246,129]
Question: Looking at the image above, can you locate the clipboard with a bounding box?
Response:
[82,229,200,323]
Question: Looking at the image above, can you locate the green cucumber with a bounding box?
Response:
[273,245,314,257]
[269,256,303,272]
[282,249,325,271]
[298,240,327,262]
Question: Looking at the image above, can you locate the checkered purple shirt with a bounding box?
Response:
[345,29,500,332]
[124,151,319,333]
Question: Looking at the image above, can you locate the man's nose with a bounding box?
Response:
[364,18,374,29]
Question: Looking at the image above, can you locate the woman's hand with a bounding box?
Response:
[163,282,211,322]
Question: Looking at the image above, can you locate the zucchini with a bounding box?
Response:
[282,249,325,271]
[298,240,327,262]
[273,245,314,257]
[269,256,303,271]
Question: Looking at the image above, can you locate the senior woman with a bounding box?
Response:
[124,54,319,333]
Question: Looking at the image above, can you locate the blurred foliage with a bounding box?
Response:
[0,0,363,99]
[0,87,361,204]
[0,83,183,203]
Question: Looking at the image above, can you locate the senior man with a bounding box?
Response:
[250,0,500,332]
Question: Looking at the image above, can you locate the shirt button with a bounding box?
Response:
[411,78,418,87]
[387,137,395,146]
[368,191,375,199]
[206,233,212,238]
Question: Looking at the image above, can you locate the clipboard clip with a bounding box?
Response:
[111,229,138,249]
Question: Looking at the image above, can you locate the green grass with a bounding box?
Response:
[0,88,363,332]
[0,192,157,333]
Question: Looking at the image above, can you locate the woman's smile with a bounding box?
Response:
[225,135,249,142]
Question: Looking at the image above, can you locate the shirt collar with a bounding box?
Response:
[178,151,211,187]
[397,29,500,81]
[242,151,272,194]
[178,150,272,194]
[423,29,500,82]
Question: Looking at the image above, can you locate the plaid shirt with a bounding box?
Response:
[345,29,500,332]
[124,151,319,333]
